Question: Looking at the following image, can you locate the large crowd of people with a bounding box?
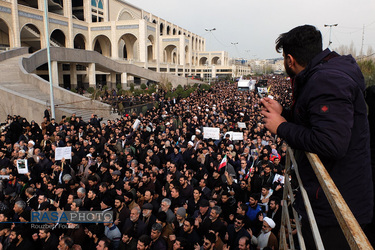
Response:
[0,76,296,250]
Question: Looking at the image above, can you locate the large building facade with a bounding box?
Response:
[0,0,251,88]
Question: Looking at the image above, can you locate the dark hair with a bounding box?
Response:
[156,211,167,223]
[205,232,217,244]
[250,193,260,202]
[138,235,151,246]
[99,237,111,248]
[239,203,248,212]
[235,214,245,223]
[270,196,281,206]
[61,236,74,248]
[275,25,322,67]
[176,237,189,249]
[185,217,195,227]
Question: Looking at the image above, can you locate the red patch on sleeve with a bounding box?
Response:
[320,105,329,113]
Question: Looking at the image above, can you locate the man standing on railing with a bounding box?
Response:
[260,25,373,249]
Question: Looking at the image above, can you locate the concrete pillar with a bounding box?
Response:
[103,0,109,22]
[179,35,185,66]
[121,72,128,89]
[212,65,216,78]
[38,0,47,49]
[11,0,20,48]
[110,72,117,90]
[106,74,111,88]
[139,19,147,64]
[110,22,118,59]
[58,63,64,86]
[88,63,96,88]
[38,0,44,10]
[70,63,77,89]
[156,19,160,72]
[51,61,59,86]
[83,0,92,23]
[63,0,74,48]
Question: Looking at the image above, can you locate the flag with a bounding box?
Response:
[245,166,253,180]
[218,155,227,171]
[245,160,255,180]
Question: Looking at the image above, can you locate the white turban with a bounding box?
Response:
[263,217,276,229]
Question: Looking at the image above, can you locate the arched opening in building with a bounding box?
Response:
[20,23,42,53]
[173,28,176,35]
[0,18,11,50]
[160,23,164,36]
[152,20,157,24]
[73,33,86,49]
[50,29,66,47]
[166,26,170,35]
[164,45,178,64]
[211,56,221,65]
[118,10,134,21]
[118,33,138,60]
[178,30,181,35]
[147,35,155,62]
[93,35,111,57]
[199,57,208,66]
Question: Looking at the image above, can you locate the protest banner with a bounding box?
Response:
[225,132,243,141]
[232,132,244,141]
[238,122,246,129]
[203,127,220,140]
[55,147,72,160]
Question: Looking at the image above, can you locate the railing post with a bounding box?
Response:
[306,153,373,250]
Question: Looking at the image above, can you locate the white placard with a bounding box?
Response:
[133,119,141,130]
[226,131,243,141]
[16,159,28,174]
[232,132,244,141]
[203,127,220,140]
[55,146,72,160]
[238,122,246,129]
[224,132,233,140]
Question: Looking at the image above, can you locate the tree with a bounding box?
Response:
[358,59,375,87]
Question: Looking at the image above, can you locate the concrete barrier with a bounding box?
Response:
[0,47,29,62]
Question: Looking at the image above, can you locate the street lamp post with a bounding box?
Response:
[324,24,338,48]
[43,0,56,119]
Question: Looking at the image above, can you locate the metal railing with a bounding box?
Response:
[280,147,373,250]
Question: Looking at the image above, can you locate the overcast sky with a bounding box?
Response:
[131,0,375,60]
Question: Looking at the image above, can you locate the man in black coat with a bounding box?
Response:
[261,24,373,249]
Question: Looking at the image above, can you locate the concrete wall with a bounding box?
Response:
[0,86,74,125]
[0,47,29,62]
